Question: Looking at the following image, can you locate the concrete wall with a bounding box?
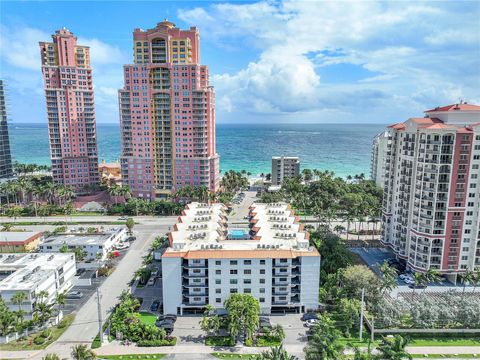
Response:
[161,257,182,314]
[300,256,320,311]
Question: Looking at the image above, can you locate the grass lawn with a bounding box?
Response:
[211,353,258,359]
[98,355,166,359]
[254,335,282,347]
[409,337,480,346]
[206,336,235,347]
[411,355,477,359]
[137,312,157,325]
[0,314,75,351]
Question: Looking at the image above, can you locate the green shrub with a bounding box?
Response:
[205,336,235,346]
[245,338,253,347]
[33,335,45,345]
[137,337,177,347]
[255,334,282,347]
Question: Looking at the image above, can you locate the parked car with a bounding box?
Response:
[408,283,427,289]
[301,312,318,321]
[147,277,156,286]
[115,242,130,250]
[118,216,128,220]
[259,316,272,328]
[66,291,83,299]
[305,319,318,328]
[126,236,136,242]
[150,300,160,312]
[156,319,174,333]
[157,314,177,323]
[151,267,159,277]
[404,277,415,285]
[76,268,86,276]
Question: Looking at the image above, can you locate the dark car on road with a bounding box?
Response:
[301,312,319,321]
[156,319,174,334]
[150,300,160,312]
[157,314,177,323]
[408,283,427,289]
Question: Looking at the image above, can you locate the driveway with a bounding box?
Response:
[172,316,205,345]
[271,314,308,345]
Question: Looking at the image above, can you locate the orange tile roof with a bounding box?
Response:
[162,248,320,259]
[409,117,443,125]
[387,122,406,130]
[425,103,480,112]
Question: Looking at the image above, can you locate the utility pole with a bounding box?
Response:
[96,288,102,347]
[359,288,365,341]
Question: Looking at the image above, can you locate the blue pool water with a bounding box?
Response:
[228,229,249,240]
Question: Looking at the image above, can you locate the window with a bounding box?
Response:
[230,260,238,265]
[260,269,265,274]
[215,279,221,284]
[245,288,251,293]
[216,270,221,275]
[244,279,251,284]
[259,288,265,293]
[230,269,238,275]
[260,260,266,265]
[215,260,221,265]
[215,289,221,294]
[230,279,238,284]
[259,298,265,303]
[244,269,251,275]
[244,260,251,265]
[216,298,221,303]
[260,279,265,284]
[230,289,238,294]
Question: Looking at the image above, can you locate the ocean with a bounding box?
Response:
[8,123,386,178]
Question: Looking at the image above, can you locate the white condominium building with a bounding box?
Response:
[271,156,300,185]
[371,130,389,187]
[39,228,127,261]
[0,253,76,316]
[162,202,320,315]
[380,103,480,282]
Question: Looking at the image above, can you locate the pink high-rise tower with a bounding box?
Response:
[119,20,220,200]
[39,29,99,191]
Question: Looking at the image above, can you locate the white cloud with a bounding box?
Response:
[179,0,480,123]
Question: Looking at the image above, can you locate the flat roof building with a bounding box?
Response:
[162,202,320,315]
[271,156,300,185]
[39,228,127,261]
[0,253,76,316]
[0,231,44,253]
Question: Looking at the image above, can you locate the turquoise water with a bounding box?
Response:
[228,229,249,240]
[8,123,385,177]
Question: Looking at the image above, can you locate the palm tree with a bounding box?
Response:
[377,335,412,360]
[55,291,67,310]
[11,292,27,312]
[411,272,426,301]
[63,201,75,228]
[70,344,96,360]
[472,269,480,293]
[379,261,398,295]
[258,345,298,360]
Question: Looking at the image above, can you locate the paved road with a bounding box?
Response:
[24,219,176,360]
[0,215,177,225]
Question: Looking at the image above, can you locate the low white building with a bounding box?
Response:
[0,253,76,317]
[162,202,320,315]
[39,228,127,261]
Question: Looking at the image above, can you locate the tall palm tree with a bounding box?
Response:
[458,270,475,296]
[11,292,27,312]
[411,272,427,301]
[70,344,96,360]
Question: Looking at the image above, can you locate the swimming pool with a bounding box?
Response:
[228,229,250,240]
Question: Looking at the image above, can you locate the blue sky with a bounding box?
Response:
[1,0,479,124]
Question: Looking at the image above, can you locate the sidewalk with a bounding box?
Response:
[1,343,479,359]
